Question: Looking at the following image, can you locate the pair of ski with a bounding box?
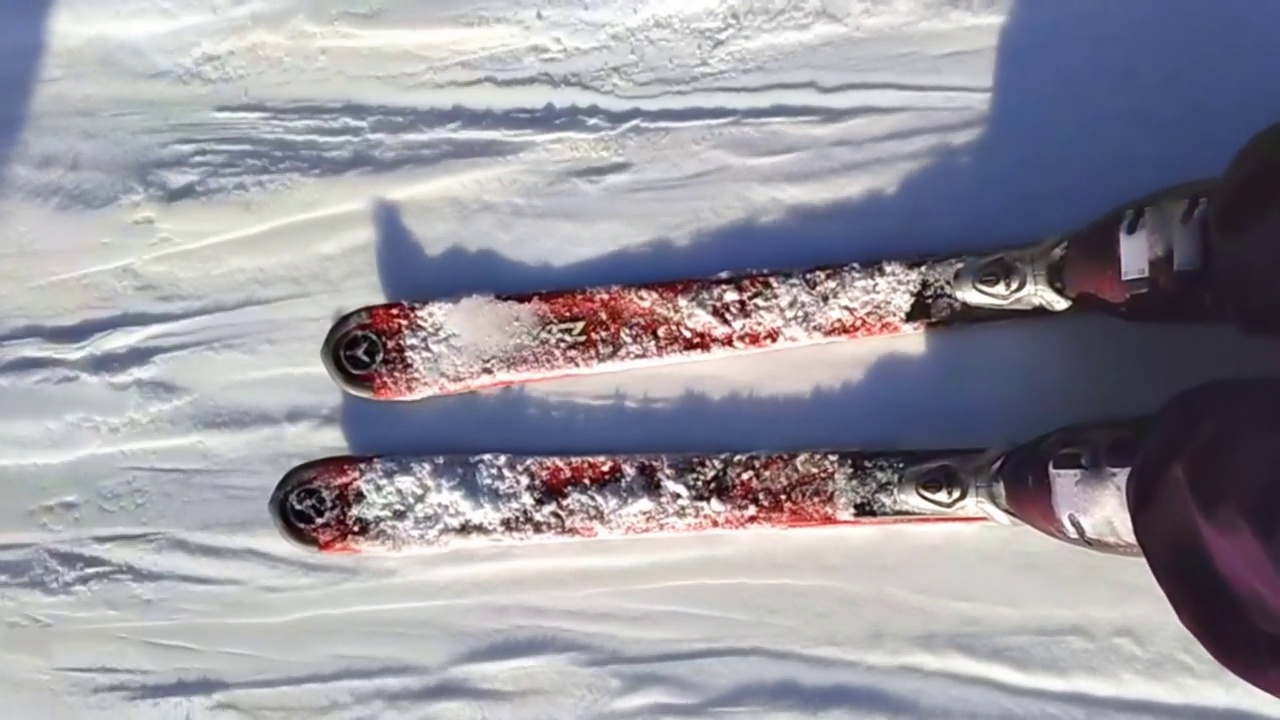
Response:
[272,178,1220,554]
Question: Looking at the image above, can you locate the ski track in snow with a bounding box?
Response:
[6,0,1280,717]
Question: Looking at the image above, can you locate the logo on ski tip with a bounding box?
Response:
[916,466,967,509]
[285,486,335,529]
[337,331,385,375]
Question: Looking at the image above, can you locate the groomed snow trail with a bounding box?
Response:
[5,0,1280,717]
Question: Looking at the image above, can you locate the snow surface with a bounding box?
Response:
[7,0,1280,717]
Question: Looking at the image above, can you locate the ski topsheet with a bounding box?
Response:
[269,448,1005,553]
[323,254,1002,401]
[322,179,1216,401]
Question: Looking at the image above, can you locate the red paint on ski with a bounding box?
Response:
[270,451,991,554]
[325,262,932,401]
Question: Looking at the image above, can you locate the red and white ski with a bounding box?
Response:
[269,413,1166,555]
[269,448,1003,553]
[323,257,977,401]
[322,178,1216,401]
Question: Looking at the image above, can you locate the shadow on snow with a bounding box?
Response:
[0,0,53,203]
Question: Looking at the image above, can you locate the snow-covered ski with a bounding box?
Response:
[270,415,1153,555]
[323,179,1217,401]
[269,448,1005,553]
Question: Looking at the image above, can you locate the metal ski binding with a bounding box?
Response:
[951,238,1073,313]
[893,451,1016,524]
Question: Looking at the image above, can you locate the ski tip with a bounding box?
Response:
[270,456,366,553]
[321,306,389,400]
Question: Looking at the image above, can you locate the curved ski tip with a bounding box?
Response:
[321,307,386,400]
[270,456,364,553]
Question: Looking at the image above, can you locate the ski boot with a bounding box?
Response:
[892,419,1151,557]
[950,120,1280,335]
[946,180,1217,325]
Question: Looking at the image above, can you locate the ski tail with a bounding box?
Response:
[268,419,1161,556]
[269,449,1004,554]
[319,240,1088,402]
[270,455,366,553]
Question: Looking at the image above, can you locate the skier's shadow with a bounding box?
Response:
[340,0,1280,457]
[0,0,53,205]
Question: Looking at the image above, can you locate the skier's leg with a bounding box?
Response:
[1208,121,1280,335]
[1124,377,1280,700]
[962,379,1280,699]
[1039,120,1280,329]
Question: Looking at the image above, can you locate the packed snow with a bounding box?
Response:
[6,0,1280,717]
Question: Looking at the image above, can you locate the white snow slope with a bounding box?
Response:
[6,0,1280,717]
